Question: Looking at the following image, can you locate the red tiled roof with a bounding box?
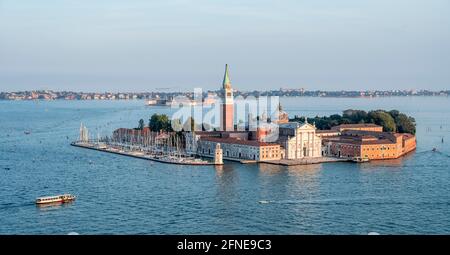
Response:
[191,131,250,137]
[332,138,395,145]
[316,130,340,133]
[403,133,415,140]
[333,124,382,128]
[200,137,277,147]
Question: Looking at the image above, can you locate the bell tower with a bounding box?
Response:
[221,64,234,131]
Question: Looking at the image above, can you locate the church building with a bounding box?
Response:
[277,120,323,159]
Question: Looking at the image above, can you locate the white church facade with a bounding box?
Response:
[277,121,322,159]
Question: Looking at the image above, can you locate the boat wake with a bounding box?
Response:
[409,149,450,161]
[432,150,450,158]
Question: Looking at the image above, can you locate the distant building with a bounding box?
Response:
[146,98,171,106]
[273,103,289,125]
[203,92,218,106]
[331,123,383,132]
[113,127,151,144]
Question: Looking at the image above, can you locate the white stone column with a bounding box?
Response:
[308,132,313,157]
[298,130,302,158]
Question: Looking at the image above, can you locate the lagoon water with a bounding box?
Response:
[0,97,449,234]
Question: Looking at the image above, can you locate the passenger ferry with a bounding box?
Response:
[35,194,76,205]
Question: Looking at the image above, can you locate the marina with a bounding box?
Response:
[72,122,221,165]
[71,141,217,165]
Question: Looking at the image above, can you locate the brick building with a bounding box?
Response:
[323,130,416,160]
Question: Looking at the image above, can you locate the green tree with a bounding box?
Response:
[329,114,342,120]
[389,110,400,119]
[289,109,415,133]
[368,110,397,132]
[149,114,172,132]
[394,113,416,134]
[343,109,368,123]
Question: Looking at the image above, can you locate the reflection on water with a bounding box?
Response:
[258,163,322,199]
[214,164,223,172]
[359,158,405,170]
[259,163,322,177]
[36,201,74,212]
[287,164,322,175]
[214,163,239,203]
[215,163,236,180]
[286,164,322,200]
[258,163,285,176]
[363,151,416,168]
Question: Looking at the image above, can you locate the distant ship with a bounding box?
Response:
[146,98,172,106]
[146,96,217,107]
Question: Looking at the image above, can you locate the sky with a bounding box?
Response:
[0,0,449,92]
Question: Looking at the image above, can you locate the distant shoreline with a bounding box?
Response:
[1,89,449,101]
[0,95,448,101]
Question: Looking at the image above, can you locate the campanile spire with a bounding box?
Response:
[220,64,234,131]
[223,64,231,89]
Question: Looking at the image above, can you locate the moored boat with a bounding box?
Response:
[36,194,76,205]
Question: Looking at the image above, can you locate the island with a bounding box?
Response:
[71,65,417,166]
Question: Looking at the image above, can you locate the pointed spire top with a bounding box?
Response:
[278,102,283,111]
[222,64,231,89]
